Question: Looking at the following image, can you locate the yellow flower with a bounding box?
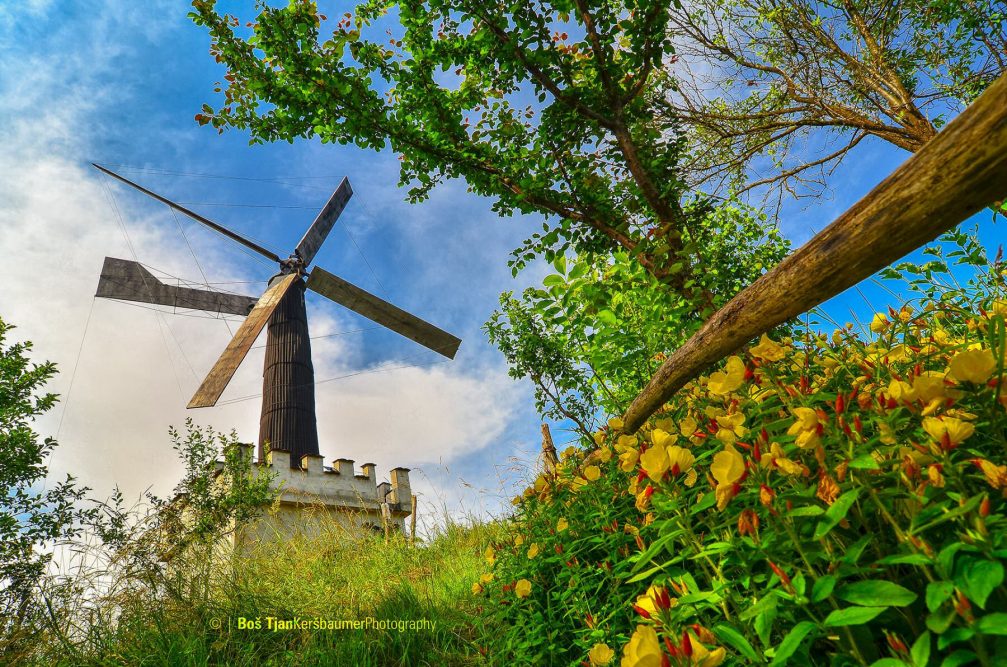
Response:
[870,312,891,333]
[593,430,607,446]
[788,407,819,432]
[711,445,745,510]
[668,446,698,486]
[556,517,569,532]
[633,584,671,617]
[764,442,804,476]
[480,572,494,584]
[707,356,746,395]
[922,416,975,448]
[588,642,615,666]
[679,415,698,437]
[927,465,945,488]
[653,417,676,433]
[913,372,958,404]
[584,465,602,482]
[975,458,1007,491]
[621,624,664,667]
[471,582,483,594]
[514,579,532,598]
[608,417,625,430]
[888,379,915,402]
[711,445,745,485]
[571,476,588,493]
[652,428,678,448]
[484,546,496,565]
[597,446,613,463]
[750,333,786,361]
[692,640,727,667]
[619,449,640,473]
[640,444,670,481]
[527,543,540,559]
[949,348,996,384]
[615,434,639,451]
[515,534,525,546]
[786,407,821,449]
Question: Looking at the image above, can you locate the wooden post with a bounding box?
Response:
[541,424,558,473]
[622,72,1007,434]
[409,494,418,547]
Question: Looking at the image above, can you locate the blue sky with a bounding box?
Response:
[1,1,1001,527]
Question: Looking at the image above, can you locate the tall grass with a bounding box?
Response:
[28,512,504,666]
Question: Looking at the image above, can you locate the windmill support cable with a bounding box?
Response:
[99,173,192,396]
[621,71,1007,434]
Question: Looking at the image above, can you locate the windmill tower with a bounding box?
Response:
[91,164,461,537]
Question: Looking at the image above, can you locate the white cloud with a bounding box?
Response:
[1,1,539,521]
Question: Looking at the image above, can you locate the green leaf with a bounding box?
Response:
[869,660,909,667]
[849,454,881,470]
[552,254,566,275]
[938,649,977,667]
[975,613,1007,635]
[823,606,887,627]
[596,309,618,326]
[788,505,824,517]
[926,608,955,634]
[954,557,1004,609]
[814,489,859,539]
[836,580,917,607]
[768,621,817,666]
[926,582,955,612]
[712,623,760,662]
[542,274,565,287]
[910,632,931,667]
[811,575,837,603]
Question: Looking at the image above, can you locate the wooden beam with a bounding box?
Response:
[622,72,1007,434]
[306,266,461,359]
[188,273,299,408]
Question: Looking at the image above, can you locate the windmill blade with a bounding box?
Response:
[295,177,353,267]
[188,273,300,408]
[96,257,257,316]
[91,163,281,263]
[306,267,461,359]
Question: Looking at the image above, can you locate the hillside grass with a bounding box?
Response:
[34,518,503,666]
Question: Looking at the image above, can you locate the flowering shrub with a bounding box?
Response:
[477,265,1007,666]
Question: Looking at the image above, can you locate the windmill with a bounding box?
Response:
[92,164,461,467]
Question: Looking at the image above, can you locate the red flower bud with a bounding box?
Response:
[681,630,693,657]
[980,496,991,517]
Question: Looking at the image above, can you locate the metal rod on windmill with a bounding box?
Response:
[91,163,462,465]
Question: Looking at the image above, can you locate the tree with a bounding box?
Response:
[663,0,1007,203]
[0,318,89,646]
[486,200,788,428]
[190,0,762,302]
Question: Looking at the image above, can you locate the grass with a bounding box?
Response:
[31,517,505,666]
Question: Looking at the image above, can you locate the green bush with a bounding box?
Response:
[479,263,1007,666]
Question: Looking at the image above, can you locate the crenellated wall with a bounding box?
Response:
[226,446,413,551]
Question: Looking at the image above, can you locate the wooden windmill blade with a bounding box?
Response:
[294,177,353,266]
[188,272,300,408]
[96,257,258,316]
[92,164,281,263]
[305,266,461,359]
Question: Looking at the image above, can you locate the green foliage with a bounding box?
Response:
[189,0,759,293]
[485,201,790,427]
[478,246,1007,665]
[0,317,90,654]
